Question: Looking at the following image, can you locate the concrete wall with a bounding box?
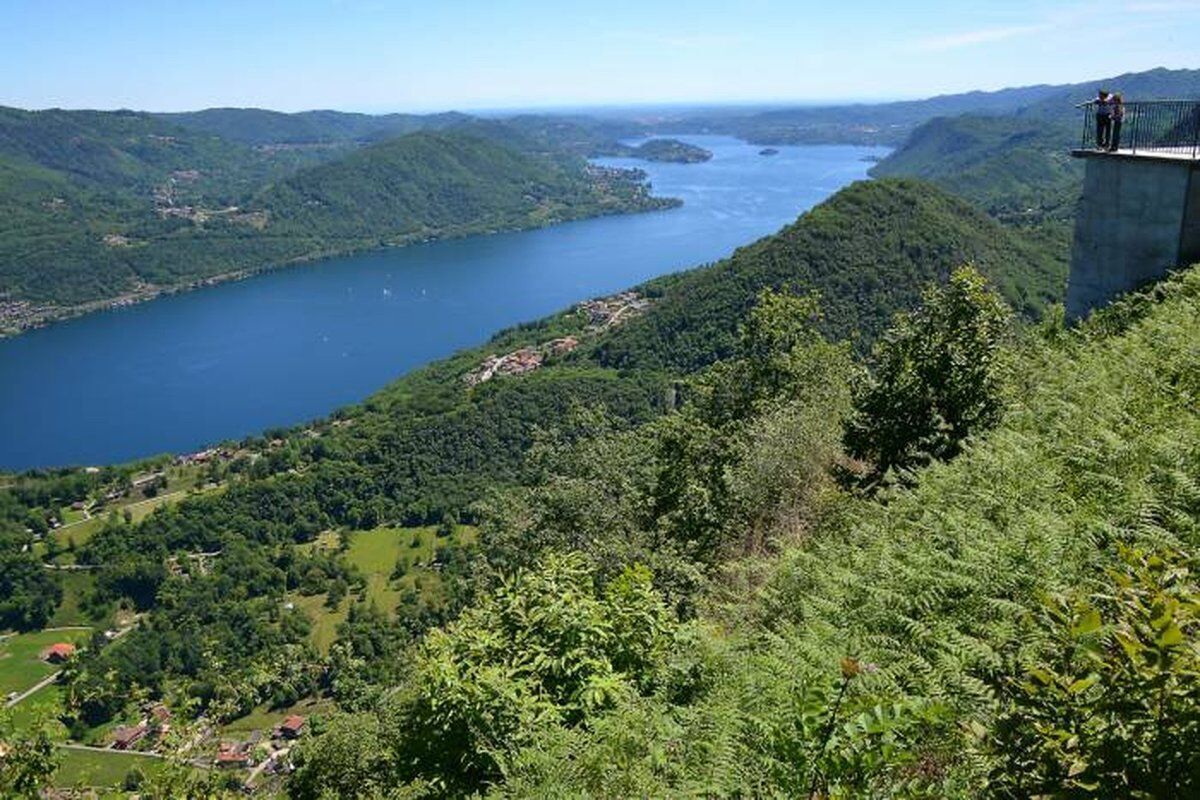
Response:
[1066,154,1199,319]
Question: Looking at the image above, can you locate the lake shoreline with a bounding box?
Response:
[0,195,682,340]
[0,138,888,470]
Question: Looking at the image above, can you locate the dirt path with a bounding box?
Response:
[244,745,290,790]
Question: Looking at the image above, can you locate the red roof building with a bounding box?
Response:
[41,643,76,663]
[279,715,305,739]
[216,747,250,768]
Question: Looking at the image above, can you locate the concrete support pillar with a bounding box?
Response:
[1066,152,1200,319]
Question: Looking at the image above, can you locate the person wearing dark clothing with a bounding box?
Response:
[1099,89,1113,149]
[1094,89,1112,149]
[1109,93,1124,151]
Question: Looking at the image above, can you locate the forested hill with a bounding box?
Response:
[255,132,671,245]
[157,107,472,146]
[593,177,1066,371]
[0,108,668,334]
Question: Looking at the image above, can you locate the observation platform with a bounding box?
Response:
[1066,99,1200,319]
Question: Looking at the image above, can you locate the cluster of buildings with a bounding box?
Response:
[578,291,649,330]
[175,447,230,466]
[465,336,580,386]
[463,290,650,387]
[215,714,306,772]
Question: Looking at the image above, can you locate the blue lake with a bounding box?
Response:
[0,136,887,469]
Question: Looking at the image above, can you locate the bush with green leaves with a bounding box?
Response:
[843,265,1011,486]
[0,713,59,799]
[987,547,1200,798]
[325,553,677,795]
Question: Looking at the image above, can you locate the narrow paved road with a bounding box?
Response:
[56,742,166,759]
[5,670,61,708]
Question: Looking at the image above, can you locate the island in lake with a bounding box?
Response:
[759,147,779,156]
[621,138,714,163]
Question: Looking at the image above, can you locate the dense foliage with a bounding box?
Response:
[843,265,1012,486]
[594,178,1063,375]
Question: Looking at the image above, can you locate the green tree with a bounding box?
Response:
[0,713,60,798]
[843,265,1011,486]
[289,713,396,800]
[387,553,675,793]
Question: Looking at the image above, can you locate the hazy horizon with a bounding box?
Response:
[5,1,1200,113]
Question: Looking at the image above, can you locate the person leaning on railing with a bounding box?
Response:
[1077,89,1113,149]
[1108,94,1124,152]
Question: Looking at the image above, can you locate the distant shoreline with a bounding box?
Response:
[0,196,681,340]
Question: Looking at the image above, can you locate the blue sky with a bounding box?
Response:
[4,1,1199,112]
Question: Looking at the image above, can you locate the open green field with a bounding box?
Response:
[47,473,226,552]
[53,747,165,789]
[50,514,105,550]
[0,627,91,696]
[46,571,99,628]
[8,682,68,735]
[291,524,475,651]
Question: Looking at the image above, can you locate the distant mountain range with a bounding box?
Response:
[3,66,1197,335]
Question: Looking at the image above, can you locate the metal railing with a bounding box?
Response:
[1078,99,1200,158]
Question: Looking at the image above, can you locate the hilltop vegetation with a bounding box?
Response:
[630,138,712,162]
[158,107,471,146]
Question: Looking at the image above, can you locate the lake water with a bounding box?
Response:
[0,136,887,469]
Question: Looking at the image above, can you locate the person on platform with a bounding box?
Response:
[1093,89,1113,150]
[1108,93,1124,151]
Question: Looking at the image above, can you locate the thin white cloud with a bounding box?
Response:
[911,23,1051,52]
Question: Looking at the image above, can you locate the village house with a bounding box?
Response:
[112,723,148,750]
[278,715,305,739]
[41,642,76,663]
[216,741,251,768]
[149,703,171,737]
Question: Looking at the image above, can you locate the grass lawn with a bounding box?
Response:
[54,747,164,789]
[126,490,189,523]
[8,682,69,738]
[47,571,100,628]
[61,507,88,525]
[288,524,475,652]
[51,514,105,549]
[0,627,92,696]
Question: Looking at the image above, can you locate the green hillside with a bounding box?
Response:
[0,110,668,333]
[158,107,471,146]
[473,264,1200,798]
[257,131,667,242]
[593,177,1066,372]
